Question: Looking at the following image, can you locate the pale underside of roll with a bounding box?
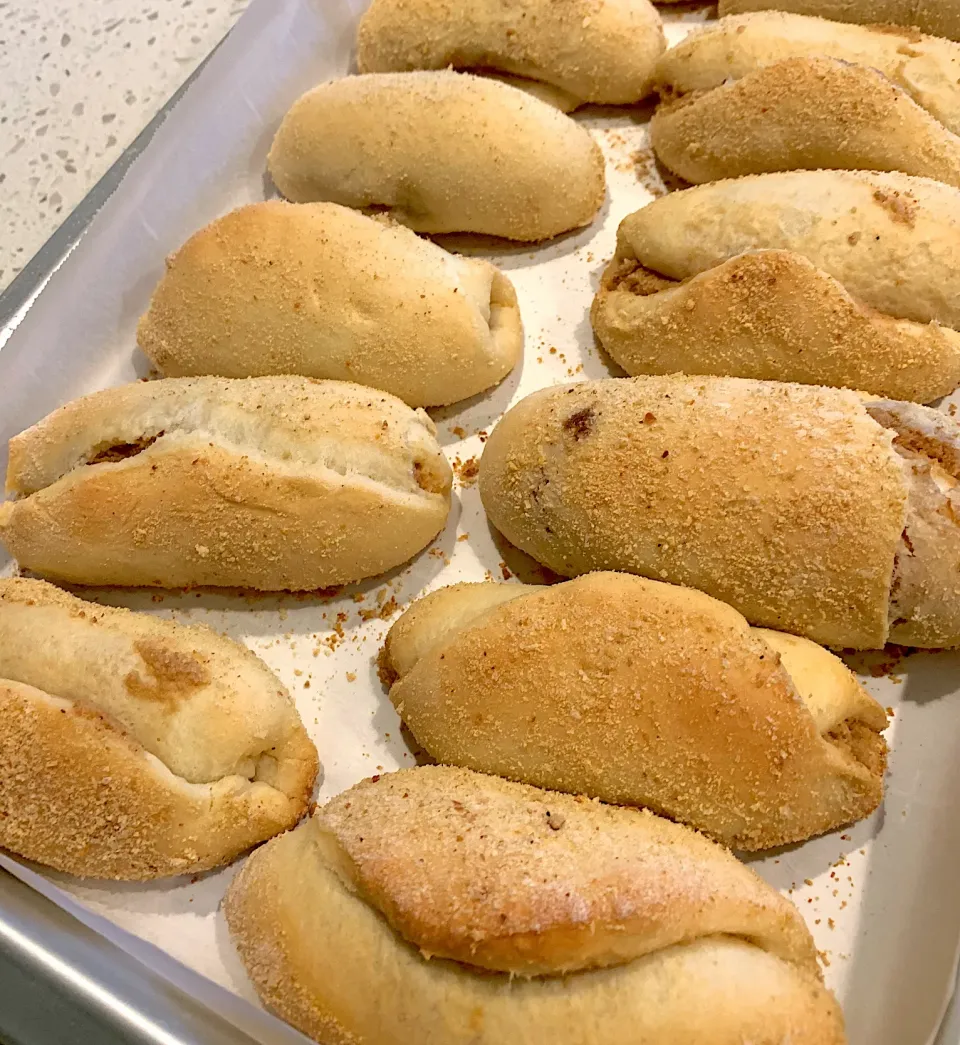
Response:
[477,375,960,650]
[0,577,318,879]
[355,0,665,110]
[592,170,960,403]
[0,376,452,590]
[267,72,606,242]
[716,0,960,42]
[382,573,888,850]
[137,201,523,408]
[224,765,846,1045]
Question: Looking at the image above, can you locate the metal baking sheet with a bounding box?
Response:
[1,1,960,1042]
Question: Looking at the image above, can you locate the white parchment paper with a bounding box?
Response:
[1,2,959,1043]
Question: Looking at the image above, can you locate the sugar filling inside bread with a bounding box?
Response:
[87,433,163,464]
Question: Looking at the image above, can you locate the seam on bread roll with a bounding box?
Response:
[224,767,846,1045]
[137,201,523,407]
[650,56,960,187]
[355,0,665,107]
[0,578,318,879]
[381,575,888,849]
[0,377,452,590]
[657,11,960,134]
[5,377,445,500]
[267,71,606,242]
[606,171,960,329]
[716,0,960,42]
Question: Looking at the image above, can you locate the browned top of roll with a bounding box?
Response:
[313,765,819,976]
[478,376,908,648]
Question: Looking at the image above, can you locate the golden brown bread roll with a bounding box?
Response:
[137,201,523,407]
[656,12,960,135]
[0,376,451,590]
[651,57,960,186]
[383,573,888,849]
[591,170,960,402]
[0,577,318,879]
[267,72,606,241]
[717,0,960,41]
[478,375,960,649]
[356,0,665,109]
[224,765,846,1044]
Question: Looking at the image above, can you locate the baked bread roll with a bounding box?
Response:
[652,57,960,186]
[356,0,665,110]
[225,765,846,1044]
[267,72,606,241]
[592,170,960,403]
[0,377,451,590]
[656,13,960,136]
[137,202,522,408]
[478,375,960,649]
[0,577,318,879]
[716,0,960,41]
[382,573,887,849]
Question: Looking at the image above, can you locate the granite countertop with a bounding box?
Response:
[0,0,250,292]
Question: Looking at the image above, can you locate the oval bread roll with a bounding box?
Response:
[383,574,888,849]
[478,376,960,650]
[356,0,665,109]
[224,766,846,1045]
[0,578,318,879]
[137,202,522,407]
[717,0,960,41]
[651,57,960,186]
[0,377,451,590]
[267,72,606,241]
[592,170,960,403]
[657,12,960,135]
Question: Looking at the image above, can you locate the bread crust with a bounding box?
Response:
[0,377,451,589]
[137,201,523,407]
[383,575,887,849]
[267,72,606,241]
[356,0,665,107]
[658,11,960,133]
[592,248,960,403]
[478,376,908,648]
[609,170,960,330]
[0,578,318,879]
[716,0,960,41]
[224,767,846,1045]
[651,57,960,186]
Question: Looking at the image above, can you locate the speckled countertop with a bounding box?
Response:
[0,0,250,291]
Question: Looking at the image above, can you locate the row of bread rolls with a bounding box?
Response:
[134,4,960,412]
[0,575,855,1040]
